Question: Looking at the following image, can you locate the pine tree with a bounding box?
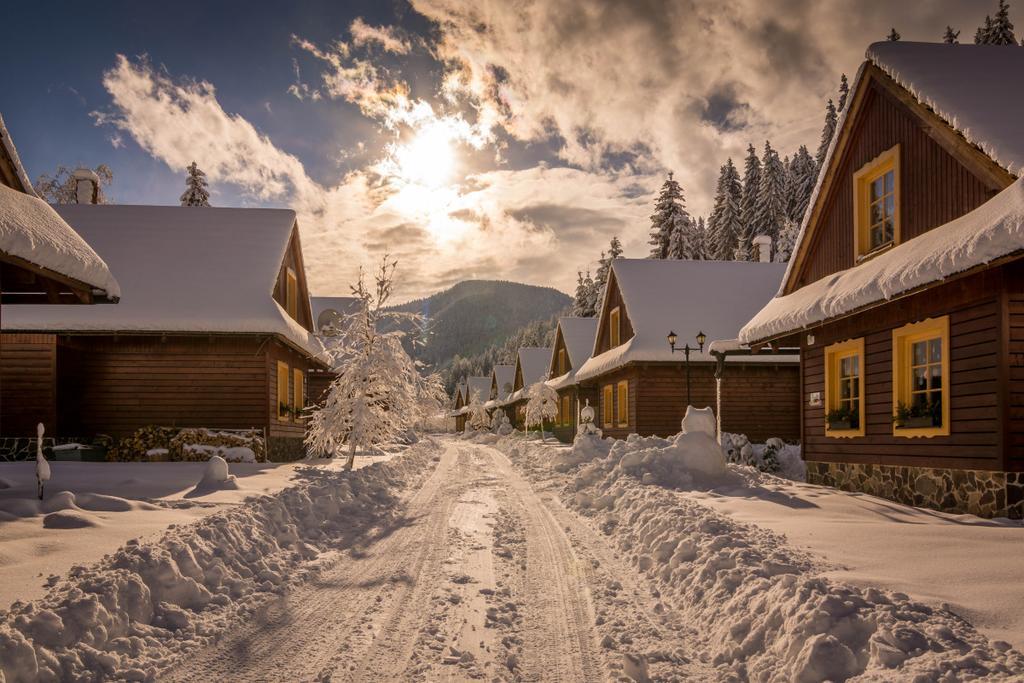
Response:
[180,161,211,207]
[667,210,702,260]
[943,26,960,43]
[837,74,850,113]
[592,235,623,308]
[989,0,1016,44]
[693,216,707,260]
[753,140,787,256]
[572,271,592,317]
[648,172,691,259]
[976,16,993,43]
[787,145,817,226]
[814,99,837,171]
[887,28,901,41]
[774,219,800,263]
[707,159,743,261]
[737,144,762,261]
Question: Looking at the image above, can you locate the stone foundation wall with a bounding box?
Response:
[807,461,1024,519]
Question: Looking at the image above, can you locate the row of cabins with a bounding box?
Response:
[0,115,353,461]
[456,42,1024,519]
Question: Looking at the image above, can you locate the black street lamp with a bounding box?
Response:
[667,330,706,407]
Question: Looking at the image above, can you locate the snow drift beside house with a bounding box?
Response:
[1,204,319,355]
[740,176,1024,343]
[0,184,120,299]
[867,41,1024,178]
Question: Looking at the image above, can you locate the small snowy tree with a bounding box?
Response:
[35,164,113,204]
[592,235,623,306]
[887,28,901,41]
[774,219,800,263]
[787,145,816,226]
[465,390,490,431]
[572,270,596,317]
[648,173,691,259]
[976,16,994,43]
[523,377,558,441]
[988,0,1016,44]
[943,26,960,44]
[706,158,743,260]
[814,99,837,171]
[180,161,211,207]
[836,74,850,113]
[306,255,445,468]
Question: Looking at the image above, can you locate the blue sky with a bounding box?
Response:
[1,0,991,300]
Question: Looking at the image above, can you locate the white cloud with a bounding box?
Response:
[349,17,412,55]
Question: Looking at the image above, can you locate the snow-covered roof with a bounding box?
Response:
[466,376,491,403]
[0,113,34,193]
[0,183,121,300]
[2,204,320,356]
[491,364,515,400]
[575,259,788,382]
[516,347,552,388]
[866,41,1024,177]
[546,317,598,391]
[310,296,363,332]
[740,176,1024,343]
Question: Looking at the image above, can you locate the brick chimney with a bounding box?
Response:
[752,235,772,263]
[72,167,100,204]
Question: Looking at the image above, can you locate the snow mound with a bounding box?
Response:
[495,438,1024,680]
[552,434,613,472]
[0,440,438,682]
[188,455,239,496]
[183,444,256,463]
[43,510,100,529]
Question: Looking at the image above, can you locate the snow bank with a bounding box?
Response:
[722,433,806,482]
[0,440,438,682]
[495,438,1024,680]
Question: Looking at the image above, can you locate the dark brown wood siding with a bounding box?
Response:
[1009,261,1024,471]
[0,333,57,436]
[720,363,801,443]
[266,339,317,440]
[593,271,635,356]
[273,227,315,332]
[801,269,1007,471]
[794,79,999,289]
[52,335,270,439]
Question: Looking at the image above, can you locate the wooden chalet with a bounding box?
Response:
[739,42,1024,518]
[1,204,326,461]
[487,364,515,411]
[575,258,800,442]
[451,381,467,432]
[545,317,599,443]
[0,114,119,306]
[503,347,552,429]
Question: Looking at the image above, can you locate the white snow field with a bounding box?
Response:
[0,454,396,610]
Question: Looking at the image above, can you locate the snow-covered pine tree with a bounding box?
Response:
[648,172,691,259]
[667,213,701,260]
[306,255,445,468]
[976,16,993,43]
[943,26,960,43]
[753,140,787,255]
[572,271,592,317]
[989,0,1016,44]
[787,145,817,225]
[706,158,743,260]
[693,216,708,261]
[737,144,762,261]
[837,74,850,112]
[179,161,211,207]
[465,389,490,432]
[887,28,901,41]
[774,218,800,263]
[523,376,558,441]
[815,99,837,172]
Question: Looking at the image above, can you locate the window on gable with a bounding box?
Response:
[853,145,900,258]
[277,361,290,421]
[558,348,567,376]
[824,338,865,438]
[286,268,299,321]
[602,385,614,427]
[609,307,621,347]
[892,316,950,437]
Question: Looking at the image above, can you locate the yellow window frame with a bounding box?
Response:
[853,144,900,259]
[293,368,305,417]
[286,267,299,320]
[602,385,614,427]
[558,348,567,376]
[276,361,290,421]
[609,307,621,347]
[616,380,629,428]
[823,338,865,438]
[892,316,950,438]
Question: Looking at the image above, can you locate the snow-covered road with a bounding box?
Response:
[163,438,704,681]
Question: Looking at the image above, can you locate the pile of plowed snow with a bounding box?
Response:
[496,423,1024,681]
[0,441,439,682]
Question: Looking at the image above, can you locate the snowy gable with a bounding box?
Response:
[0,114,34,193]
[575,259,788,382]
[740,176,1024,344]
[2,204,320,356]
[546,317,598,390]
[491,364,515,399]
[0,184,120,300]
[516,347,552,388]
[466,376,491,403]
[866,41,1024,178]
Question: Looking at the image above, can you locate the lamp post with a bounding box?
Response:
[667,330,706,408]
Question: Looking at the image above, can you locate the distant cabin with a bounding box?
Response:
[740,42,1024,519]
[545,317,599,443]
[489,364,515,409]
[504,347,552,429]
[451,380,468,432]
[575,259,800,442]
[1,204,325,461]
